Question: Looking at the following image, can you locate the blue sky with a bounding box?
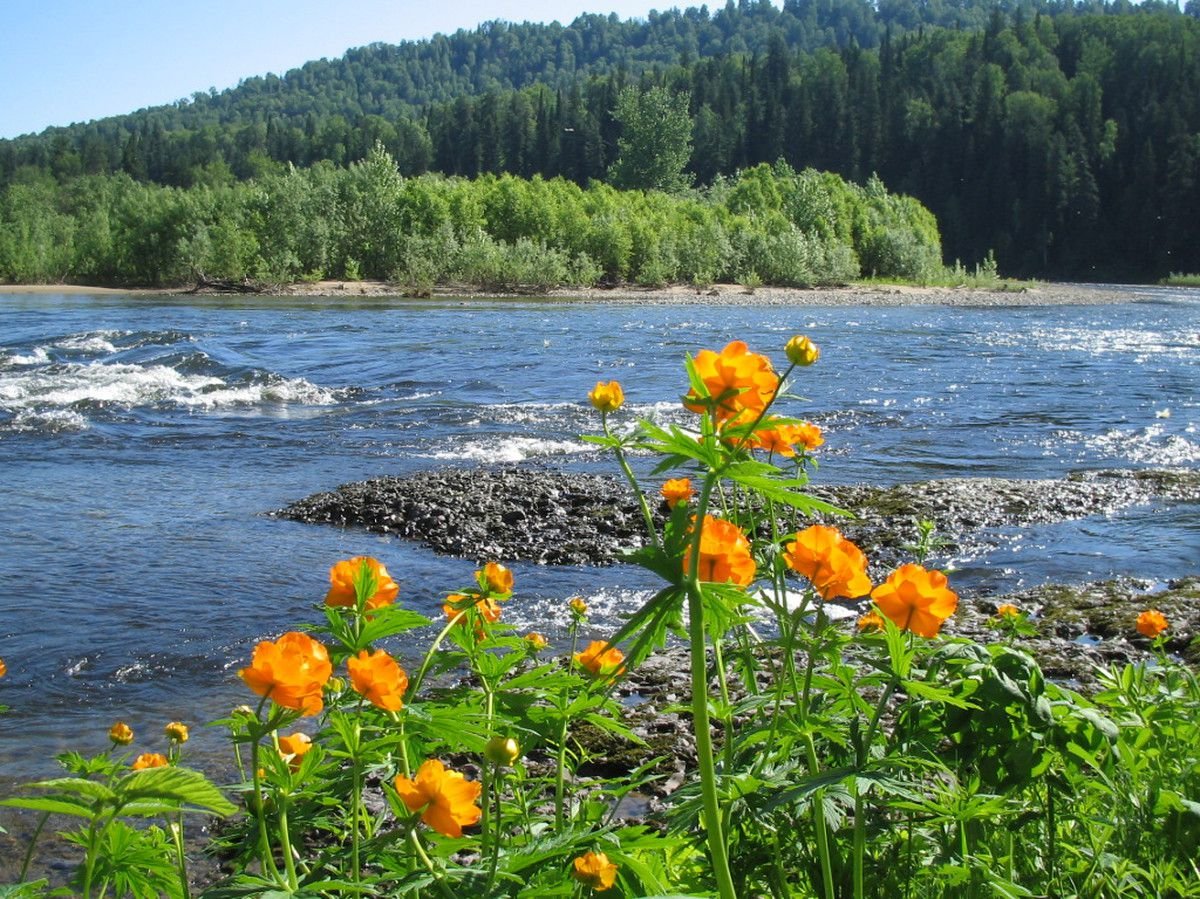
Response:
[0,0,672,139]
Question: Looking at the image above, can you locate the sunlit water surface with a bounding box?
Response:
[1,288,1197,776]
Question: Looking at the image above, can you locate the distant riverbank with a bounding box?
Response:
[0,279,1171,306]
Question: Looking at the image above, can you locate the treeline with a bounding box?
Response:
[0,149,944,289]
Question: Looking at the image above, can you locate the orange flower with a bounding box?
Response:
[996,603,1021,620]
[239,632,332,715]
[785,335,820,367]
[393,759,482,838]
[793,421,824,452]
[684,340,778,423]
[752,421,803,457]
[684,515,756,586]
[348,648,409,711]
[443,593,502,627]
[783,525,871,601]
[480,561,513,596]
[871,564,959,638]
[589,380,625,413]
[574,641,627,680]
[164,721,189,744]
[109,722,134,745]
[0,657,6,678]
[1136,609,1168,639]
[325,557,399,611]
[661,477,695,509]
[132,752,168,770]
[525,632,549,651]
[857,610,885,632]
[278,732,313,771]
[572,850,619,891]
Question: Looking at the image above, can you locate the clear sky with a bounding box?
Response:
[0,0,669,139]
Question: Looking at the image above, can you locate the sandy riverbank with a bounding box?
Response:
[0,279,1164,306]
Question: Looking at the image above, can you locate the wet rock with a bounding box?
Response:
[273,465,1200,569]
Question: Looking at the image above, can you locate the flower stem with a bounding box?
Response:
[603,413,661,550]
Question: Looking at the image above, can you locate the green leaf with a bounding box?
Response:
[358,607,432,646]
[0,796,96,818]
[117,766,236,816]
[25,776,116,802]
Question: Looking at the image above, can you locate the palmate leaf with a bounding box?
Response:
[24,776,116,802]
[358,607,432,646]
[117,766,236,816]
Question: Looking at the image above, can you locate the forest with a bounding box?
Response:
[2,0,1198,282]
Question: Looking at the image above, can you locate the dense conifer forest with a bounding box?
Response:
[2,0,1198,283]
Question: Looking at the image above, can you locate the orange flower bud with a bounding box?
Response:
[164,721,189,744]
[871,564,959,638]
[786,335,820,367]
[588,380,624,413]
[132,752,168,770]
[394,759,482,838]
[569,597,589,617]
[661,477,695,509]
[479,561,513,596]
[108,722,134,746]
[857,611,885,632]
[1136,609,1168,639]
[525,632,549,651]
[347,648,409,712]
[996,603,1021,620]
[325,557,399,610]
[278,732,313,771]
[572,850,619,891]
[238,632,332,716]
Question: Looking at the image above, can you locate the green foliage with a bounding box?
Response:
[607,86,694,194]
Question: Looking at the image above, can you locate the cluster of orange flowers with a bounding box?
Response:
[443,561,514,635]
[239,631,334,715]
[783,523,959,638]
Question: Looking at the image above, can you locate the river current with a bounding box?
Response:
[1,288,1197,776]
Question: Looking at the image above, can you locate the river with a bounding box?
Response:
[1,288,1198,778]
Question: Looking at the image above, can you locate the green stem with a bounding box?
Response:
[172,816,190,899]
[277,795,300,892]
[248,741,282,884]
[603,412,661,550]
[18,810,50,883]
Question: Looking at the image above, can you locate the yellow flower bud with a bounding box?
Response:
[524,632,549,651]
[108,721,134,745]
[484,735,521,766]
[164,721,189,744]
[588,380,624,413]
[786,335,820,367]
[569,597,588,618]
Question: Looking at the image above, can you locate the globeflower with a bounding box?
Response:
[871,564,959,638]
[0,658,6,678]
[393,759,482,838]
[569,597,589,618]
[131,753,168,771]
[479,561,513,596]
[575,641,626,680]
[278,732,313,771]
[164,721,189,744]
[347,648,409,712]
[484,735,521,766]
[752,421,804,457]
[684,515,756,586]
[857,610,885,632]
[996,603,1021,620]
[109,722,134,746]
[525,632,549,651]
[793,421,824,452]
[1136,609,1168,639]
[572,850,619,891]
[661,477,695,509]
[443,593,502,629]
[783,525,871,601]
[786,335,820,367]
[684,340,779,424]
[589,380,624,413]
[325,556,399,611]
[238,632,333,715]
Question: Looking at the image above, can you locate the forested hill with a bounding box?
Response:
[2,0,1199,279]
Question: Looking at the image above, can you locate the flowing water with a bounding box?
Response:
[1,288,1198,778]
